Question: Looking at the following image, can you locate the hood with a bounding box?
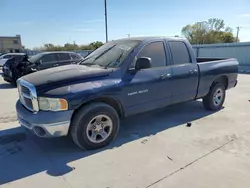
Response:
[22,64,113,90]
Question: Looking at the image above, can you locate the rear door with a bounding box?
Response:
[38,53,58,70]
[122,41,173,116]
[168,41,199,104]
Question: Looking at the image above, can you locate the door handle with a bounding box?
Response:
[54,64,59,66]
[166,73,172,78]
[189,70,194,74]
[189,69,198,74]
[160,73,171,79]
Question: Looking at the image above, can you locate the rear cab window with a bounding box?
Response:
[168,41,192,65]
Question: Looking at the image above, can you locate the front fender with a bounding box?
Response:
[74,94,124,117]
[43,79,122,110]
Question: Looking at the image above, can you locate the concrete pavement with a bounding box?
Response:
[0,73,250,188]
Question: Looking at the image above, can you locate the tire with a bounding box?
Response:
[203,82,226,111]
[70,102,120,150]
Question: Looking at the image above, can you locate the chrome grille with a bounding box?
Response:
[23,97,33,107]
[21,86,30,96]
[17,78,39,112]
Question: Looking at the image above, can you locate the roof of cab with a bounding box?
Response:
[114,36,187,42]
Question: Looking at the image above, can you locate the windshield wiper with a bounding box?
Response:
[79,44,116,66]
[80,62,94,66]
[92,44,116,63]
[79,56,94,64]
[81,62,102,68]
[105,52,124,69]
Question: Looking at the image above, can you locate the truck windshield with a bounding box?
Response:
[80,40,140,68]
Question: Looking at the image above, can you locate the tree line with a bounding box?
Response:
[33,41,104,51]
[32,18,238,51]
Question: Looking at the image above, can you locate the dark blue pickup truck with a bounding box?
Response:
[16,37,238,150]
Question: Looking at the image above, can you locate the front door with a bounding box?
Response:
[122,41,172,116]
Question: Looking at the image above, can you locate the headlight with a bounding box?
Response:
[38,97,68,111]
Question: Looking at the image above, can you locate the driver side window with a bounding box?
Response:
[130,41,167,68]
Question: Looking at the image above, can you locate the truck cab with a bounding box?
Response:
[121,37,200,115]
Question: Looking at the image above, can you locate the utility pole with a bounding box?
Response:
[236,26,240,42]
[104,0,108,43]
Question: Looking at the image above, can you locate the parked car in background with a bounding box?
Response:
[0,53,27,67]
[2,51,83,84]
[15,37,238,150]
[75,50,93,58]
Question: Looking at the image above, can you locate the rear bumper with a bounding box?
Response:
[16,100,74,138]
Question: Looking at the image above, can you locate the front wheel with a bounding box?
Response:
[70,102,120,150]
[203,83,226,111]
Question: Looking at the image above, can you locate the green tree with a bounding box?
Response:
[43,43,55,50]
[181,18,238,44]
[64,43,77,51]
[37,41,104,51]
[89,41,104,50]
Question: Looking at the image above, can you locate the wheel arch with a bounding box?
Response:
[70,96,124,125]
[211,75,228,90]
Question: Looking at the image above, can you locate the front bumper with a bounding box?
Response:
[16,100,74,138]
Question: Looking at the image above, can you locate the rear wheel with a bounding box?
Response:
[203,83,226,111]
[70,102,120,150]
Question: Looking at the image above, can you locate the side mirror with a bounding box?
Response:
[135,57,151,70]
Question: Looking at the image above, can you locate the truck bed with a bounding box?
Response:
[196,57,228,63]
[195,57,238,99]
